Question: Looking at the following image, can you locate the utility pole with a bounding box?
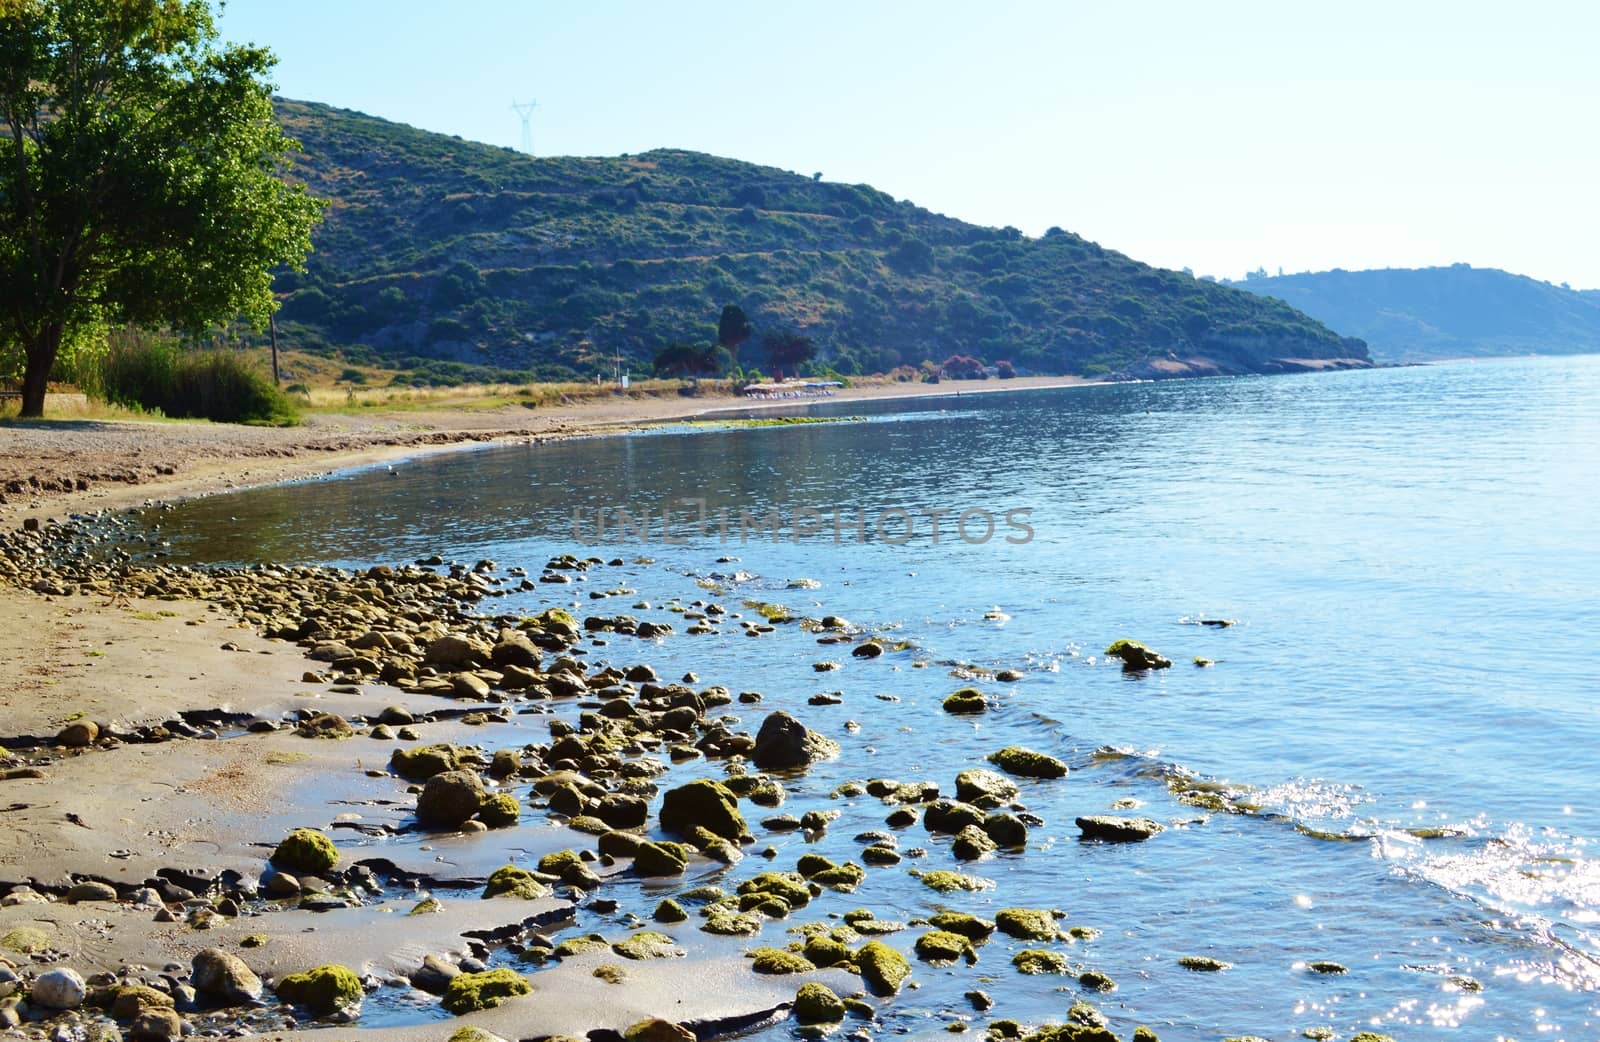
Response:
[269,313,280,387]
[511,98,537,155]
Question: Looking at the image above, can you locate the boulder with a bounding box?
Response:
[191,947,264,1004]
[128,1008,183,1042]
[276,964,363,1017]
[856,940,911,995]
[954,768,1019,806]
[658,779,747,841]
[417,770,485,827]
[1104,639,1172,671]
[65,880,118,903]
[987,746,1069,779]
[57,720,99,747]
[923,799,985,834]
[389,743,460,780]
[491,632,541,669]
[271,828,339,874]
[424,634,492,669]
[30,968,86,1010]
[793,981,846,1024]
[751,711,840,769]
[1076,815,1164,842]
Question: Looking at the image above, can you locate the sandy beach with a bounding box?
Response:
[0,375,1095,526]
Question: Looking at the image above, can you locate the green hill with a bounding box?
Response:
[271,98,1369,381]
[1230,264,1600,362]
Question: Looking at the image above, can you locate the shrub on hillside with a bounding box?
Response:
[95,333,298,425]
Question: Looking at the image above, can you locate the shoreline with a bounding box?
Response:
[0,374,1099,525]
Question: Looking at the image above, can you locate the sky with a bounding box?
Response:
[216,0,1600,288]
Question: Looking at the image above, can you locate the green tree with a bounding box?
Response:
[761,329,815,378]
[652,342,726,379]
[716,303,752,366]
[0,0,323,417]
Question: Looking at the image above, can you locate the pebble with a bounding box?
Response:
[31,967,87,1009]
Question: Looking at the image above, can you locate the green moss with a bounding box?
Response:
[812,862,866,891]
[659,778,748,841]
[568,814,611,834]
[440,968,532,1014]
[483,864,549,900]
[736,871,812,909]
[1104,639,1172,670]
[749,947,816,974]
[632,840,689,876]
[408,896,443,916]
[1011,949,1069,975]
[538,849,585,877]
[795,853,836,878]
[1078,969,1115,991]
[388,743,460,780]
[942,688,988,714]
[553,934,609,958]
[1132,1029,1161,1042]
[478,792,520,828]
[613,931,681,960]
[270,827,339,875]
[1347,1035,1397,1042]
[276,964,364,1017]
[653,898,688,923]
[1177,955,1231,972]
[928,912,995,940]
[703,908,763,936]
[447,1028,507,1042]
[856,940,911,995]
[915,930,977,965]
[0,927,49,953]
[986,746,1068,779]
[793,982,846,1024]
[916,869,992,894]
[994,908,1059,940]
[592,963,626,984]
[802,933,853,967]
[536,607,578,630]
[1306,960,1348,975]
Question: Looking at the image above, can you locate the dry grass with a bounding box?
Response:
[0,390,188,423]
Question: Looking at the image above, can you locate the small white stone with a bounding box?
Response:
[31,967,86,1009]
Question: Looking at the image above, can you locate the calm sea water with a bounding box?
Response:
[149,355,1600,1040]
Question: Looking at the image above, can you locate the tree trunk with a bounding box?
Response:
[19,324,61,418]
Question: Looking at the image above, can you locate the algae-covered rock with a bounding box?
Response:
[1068,1000,1107,1027]
[1078,969,1116,992]
[928,912,995,940]
[441,968,531,1014]
[924,799,986,835]
[478,792,521,828]
[271,828,339,875]
[795,853,837,878]
[1012,949,1069,975]
[749,947,815,974]
[802,933,853,968]
[1076,815,1164,842]
[191,948,263,1004]
[623,1019,694,1042]
[702,908,763,936]
[952,823,997,860]
[483,864,549,900]
[954,768,1019,806]
[417,769,485,827]
[942,688,988,714]
[812,861,866,891]
[793,982,846,1024]
[389,743,461,780]
[995,908,1060,940]
[736,871,812,910]
[856,940,911,995]
[1307,960,1348,975]
[553,934,609,958]
[1104,639,1172,671]
[752,710,841,769]
[1132,1029,1161,1042]
[987,746,1068,779]
[916,870,992,894]
[982,811,1028,847]
[276,964,363,1017]
[613,931,682,960]
[659,778,748,841]
[448,1029,512,1042]
[915,930,977,965]
[1177,955,1231,972]
[1346,1034,1397,1042]
[633,840,690,876]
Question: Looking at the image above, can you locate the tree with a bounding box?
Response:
[0,0,323,417]
[761,330,815,378]
[652,342,726,379]
[716,304,752,366]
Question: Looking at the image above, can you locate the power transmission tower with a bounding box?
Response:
[511,98,537,155]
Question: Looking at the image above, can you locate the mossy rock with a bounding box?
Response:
[1104,639,1172,671]
[942,688,988,714]
[441,968,532,1014]
[478,792,521,828]
[1067,1000,1107,1027]
[613,931,682,960]
[1,926,51,953]
[653,899,688,923]
[568,814,612,835]
[1347,1034,1397,1042]
[703,908,764,936]
[749,947,816,974]
[812,862,866,891]
[448,1029,511,1042]
[659,778,748,841]
[952,824,997,860]
[592,963,626,984]
[916,870,992,893]
[271,828,339,875]
[275,964,363,1017]
[483,864,549,900]
[1177,955,1231,972]
[795,853,837,878]
[538,849,586,877]
[915,930,977,965]
[928,912,995,940]
[598,830,643,858]
[1078,969,1116,992]
[986,746,1068,779]
[793,982,846,1025]
[632,840,689,876]
[1012,949,1069,975]
[389,743,460,780]
[409,896,443,916]
[1132,1029,1161,1042]
[1307,960,1348,975]
[856,940,911,995]
[688,825,743,864]
[535,607,579,631]
[622,1019,695,1042]
[553,934,610,958]
[802,933,853,968]
[994,908,1060,941]
[736,871,812,909]
[953,768,1019,806]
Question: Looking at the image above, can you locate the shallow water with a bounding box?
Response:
[146,355,1600,1039]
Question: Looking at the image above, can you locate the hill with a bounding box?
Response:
[271,99,1369,381]
[1230,264,1600,362]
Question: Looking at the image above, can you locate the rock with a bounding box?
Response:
[0,966,19,999]
[377,705,415,725]
[594,793,649,829]
[31,968,87,1010]
[65,880,119,903]
[793,981,846,1024]
[954,768,1019,806]
[856,940,911,995]
[191,948,264,1005]
[1104,639,1172,671]
[987,746,1069,779]
[1079,969,1116,992]
[1076,815,1165,842]
[483,865,549,900]
[263,871,301,898]
[653,898,688,922]
[491,633,541,670]
[1012,949,1069,974]
[488,749,521,778]
[924,799,986,834]
[451,672,492,699]
[58,720,99,747]
[417,770,485,827]
[915,930,977,965]
[631,841,688,877]
[128,1008,182,1042]
[982,811,1028,847]
[295,712,353,739]
[424,634,491,669]
[478,792,521,828]
[929,912,995,940]
[409,954,460,994]
[623,1019,694,1042]
[749,947,814,973]
[276,964,364,1017]
[942,688,988,714]
[952,824,997,860]
[271,828,339,874]
[658,778,747,840]
[110,985,174,1020]
[751,710,840,769]
[1176,955,1231,972]
[994,909,1060,940]
[441,968,530,1014]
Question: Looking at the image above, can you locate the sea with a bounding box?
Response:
[143,353,1600,1041]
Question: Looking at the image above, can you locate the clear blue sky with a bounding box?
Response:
[217,0,1600,288]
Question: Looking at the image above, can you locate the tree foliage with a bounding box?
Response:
[0,0,323,415]
[652,342,726,378]
[761,329,816,376]
[717,303,753,357]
